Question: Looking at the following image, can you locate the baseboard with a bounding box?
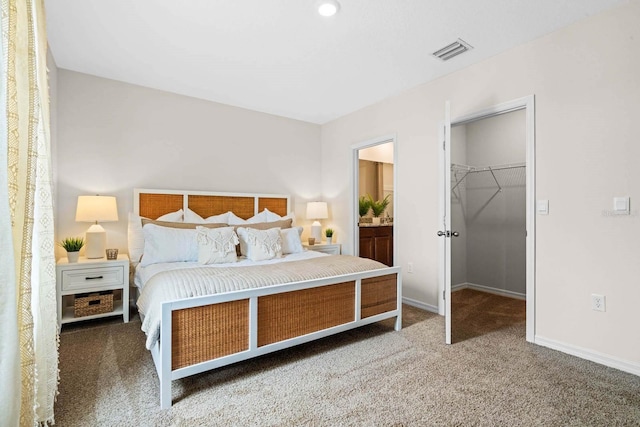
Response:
[535,335,640,377]
[452,282,526,300]
[402,296,439,314]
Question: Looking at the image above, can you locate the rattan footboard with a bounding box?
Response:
[154,270,401,408]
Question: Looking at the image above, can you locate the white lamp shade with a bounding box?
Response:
[306,202,328,220]
[76,195,118,259]
[75,195,118,223]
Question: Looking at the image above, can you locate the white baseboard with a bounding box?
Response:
[402,297,439,314]
[452,282,526,300]
[535,335,640,377]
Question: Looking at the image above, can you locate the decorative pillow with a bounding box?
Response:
[236,227,283,261]
[280,227,303,254]
[196,226,239,264]
[231,219,293,256]
[156,209,183,222]
[140,224,198,267]
[183,207,205,223]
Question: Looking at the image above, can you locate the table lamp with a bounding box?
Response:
[306,201,328,243]
[75,195,118,259]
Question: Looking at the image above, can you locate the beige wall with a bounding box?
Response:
[55,70,322,258]
[321,2,640,367]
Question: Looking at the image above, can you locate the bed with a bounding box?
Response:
[131,188,402,408]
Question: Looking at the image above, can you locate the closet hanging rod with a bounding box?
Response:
[451,162,526,173]
[451,162,525,193]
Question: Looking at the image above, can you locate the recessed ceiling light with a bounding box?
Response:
[317,0,340,17]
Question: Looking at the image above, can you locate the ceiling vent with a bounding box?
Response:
[433,39,473,61]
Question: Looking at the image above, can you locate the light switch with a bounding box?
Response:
[613,197,630,215]
[537,200,549,215]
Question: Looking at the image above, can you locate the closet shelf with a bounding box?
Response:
[451,162,525,192]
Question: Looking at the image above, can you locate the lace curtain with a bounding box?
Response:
[0,0,59,425]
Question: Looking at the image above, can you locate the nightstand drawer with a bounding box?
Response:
[61,266,125,291]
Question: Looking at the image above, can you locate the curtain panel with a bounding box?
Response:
[0,0,58,426]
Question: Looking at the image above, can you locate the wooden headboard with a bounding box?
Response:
[134,188,290,220]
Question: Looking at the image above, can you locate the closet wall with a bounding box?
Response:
[451,110,526,297]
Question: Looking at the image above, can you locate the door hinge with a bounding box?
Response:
[443,290,446,300]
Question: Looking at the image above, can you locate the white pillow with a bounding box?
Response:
[236,227,282,261]
[246,210,267,224]
[196,226,238,264]
[280,227,303,254]
[227,211,248,225]
[183,207,205,223]
[128,212,145,264]
[264,208,296,225]
[206,211,230,223]
[157,209,184,222]
[140,224,198,267]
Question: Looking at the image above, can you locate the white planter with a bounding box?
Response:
[326,237,333,244]
[67,251,80,263]
[372,217,381,225]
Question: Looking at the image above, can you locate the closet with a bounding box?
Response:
[450,109,527,337]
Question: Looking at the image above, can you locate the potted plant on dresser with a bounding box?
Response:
[325,228,334,244]
[358,196,371,223]
[368,194,391,225]
[58,237,84,263]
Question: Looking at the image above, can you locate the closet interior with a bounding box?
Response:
[450,109,527,341]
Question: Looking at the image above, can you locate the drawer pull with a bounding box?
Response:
[85,276,104,280]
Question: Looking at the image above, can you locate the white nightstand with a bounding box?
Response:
[303,242,342,255]
[56,254,129,326]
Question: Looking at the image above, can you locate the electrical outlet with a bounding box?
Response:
[407,262,414,273]
[591,294,606,312]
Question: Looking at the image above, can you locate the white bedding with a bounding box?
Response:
[134,250,327,291]
[136,253,387,350]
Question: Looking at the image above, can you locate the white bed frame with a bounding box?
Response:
[133,188,402,408]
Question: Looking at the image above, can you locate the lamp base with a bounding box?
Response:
[85,224,106,259]
[311,221,322,242]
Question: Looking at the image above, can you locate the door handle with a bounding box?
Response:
[437,231,460,237]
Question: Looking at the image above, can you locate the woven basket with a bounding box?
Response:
[74,291,114,317]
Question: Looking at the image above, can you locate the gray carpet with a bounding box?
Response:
[55,305,640,426]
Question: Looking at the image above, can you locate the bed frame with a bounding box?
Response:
[134,188,402,408]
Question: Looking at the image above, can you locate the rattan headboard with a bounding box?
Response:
[134,189,290,220]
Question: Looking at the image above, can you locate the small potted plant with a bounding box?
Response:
[325,228,334,244]
[59,237,84,263]
[368,194,391,225]
[358,196,371,221]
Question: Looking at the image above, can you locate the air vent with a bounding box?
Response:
[433,39,473,61]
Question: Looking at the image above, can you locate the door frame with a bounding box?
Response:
[440,95,535,343]
[351,134,398,265]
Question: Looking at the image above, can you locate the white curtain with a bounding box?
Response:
[0,0,59,426]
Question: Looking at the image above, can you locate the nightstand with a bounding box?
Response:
[302,242,342,255]
[56,254,129,326]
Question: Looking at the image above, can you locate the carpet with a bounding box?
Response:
[55,299,640,426]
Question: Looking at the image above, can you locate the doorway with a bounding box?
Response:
[440,96,535,344]
[352,135,397,267]
[451,109,527,342]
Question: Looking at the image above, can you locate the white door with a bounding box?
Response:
[439,101,452,344]
[440,96,536,345]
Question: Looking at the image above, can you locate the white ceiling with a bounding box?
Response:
[46,0,626,124]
